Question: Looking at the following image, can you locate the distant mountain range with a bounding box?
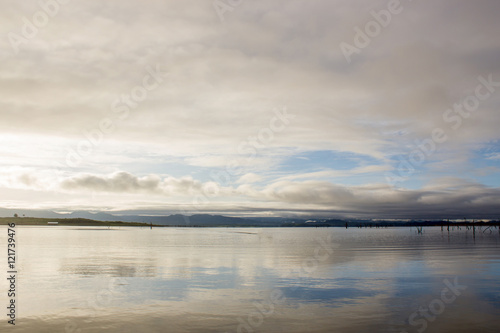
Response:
[1,208,498,227]
[0,208,345,226]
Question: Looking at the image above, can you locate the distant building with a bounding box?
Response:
[47,222,59,225]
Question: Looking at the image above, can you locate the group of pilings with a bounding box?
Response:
[343,221,500,238]
[437,223,500,238]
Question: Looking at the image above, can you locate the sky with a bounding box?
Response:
[1,0,500,219]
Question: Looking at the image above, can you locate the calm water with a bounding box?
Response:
[1,226,500,332]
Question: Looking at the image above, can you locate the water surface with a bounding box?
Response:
[1,226,499,332]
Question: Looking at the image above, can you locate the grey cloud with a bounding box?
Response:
[239,179,500,219]
[2,0,499,159]
[61,172,162,193]
[60,171,206,196]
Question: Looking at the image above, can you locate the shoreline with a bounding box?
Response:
[1,217,499,228]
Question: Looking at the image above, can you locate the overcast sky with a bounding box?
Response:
[1,0,500,219]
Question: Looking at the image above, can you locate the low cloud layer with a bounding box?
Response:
[3,170,498,219]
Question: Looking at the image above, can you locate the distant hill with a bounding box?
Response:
[0,208,63,219]
[63,212,269,226]
[0,208,275,227]
[0,217,150,227]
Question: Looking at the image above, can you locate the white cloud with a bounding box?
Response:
[486,153,500,160]
[237,173,262,184]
